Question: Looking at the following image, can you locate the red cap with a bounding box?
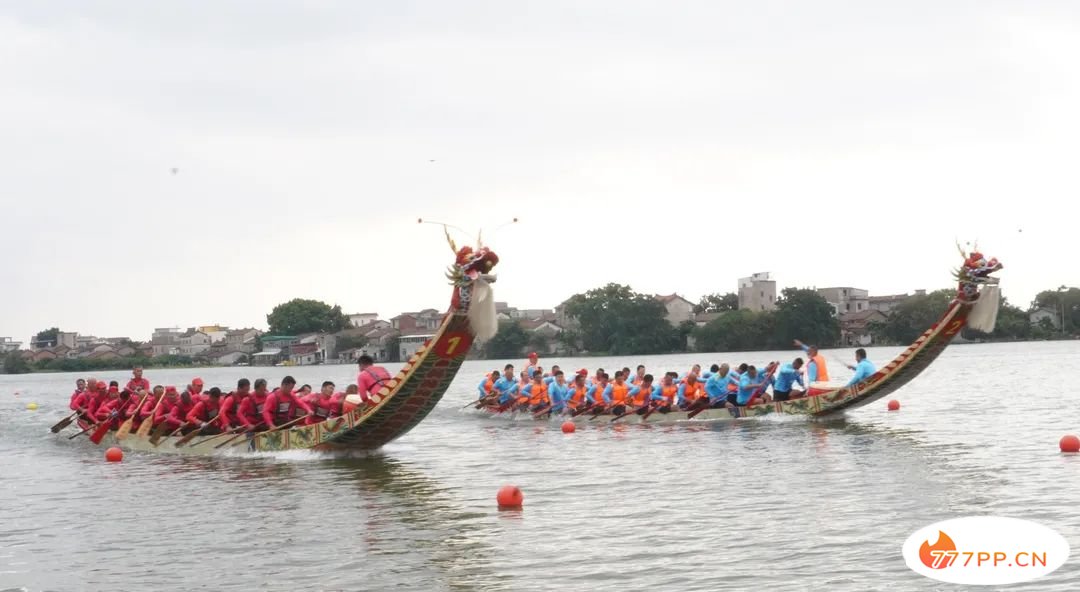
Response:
[192,377,204,385]
[576,368,588,376]
[108,385,119,392]
[165,386,178,393]
[528,352,538,358]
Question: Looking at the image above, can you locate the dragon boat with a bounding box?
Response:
[481,247,1004,425]
[64,234,502,455]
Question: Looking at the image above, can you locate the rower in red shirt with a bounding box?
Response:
[262,376,313,429]
[69,378,87,409]
[356,355,392,404]
[236,378,270,430]
[94,388,135,427]
[125,366,150,394]
[70,378,94,412]
[185,377,205,404]
[186,387,224,433]
[138,385,164,423]
[83,380,109,418]
[155,386,195,432]
[305,381,342,425]
[219,379,251,431]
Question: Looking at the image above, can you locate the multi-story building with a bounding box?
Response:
[817,287,869,316]
[655,294,695,326]
[0,337,22,353]
[738,272,777,311]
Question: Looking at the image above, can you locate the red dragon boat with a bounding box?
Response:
[62,233,502,455]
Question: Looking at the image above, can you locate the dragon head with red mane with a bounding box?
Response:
[953,244,1003,301]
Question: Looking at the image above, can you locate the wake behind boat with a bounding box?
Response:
[468,248,1003,425]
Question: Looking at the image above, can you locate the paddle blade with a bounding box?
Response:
[88,421,112,445]
[136,417,155,438]
[115,417,135,441]
[50,414,76,433]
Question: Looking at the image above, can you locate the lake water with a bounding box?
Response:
[2,341,1079,591]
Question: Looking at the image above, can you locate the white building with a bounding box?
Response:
[348,313,380,328]
[0,337,22,353]
[655,294,695,326]
[817,287,869,316]
[399,332,435,360]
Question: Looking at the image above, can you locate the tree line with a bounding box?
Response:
[478,283,1078,359]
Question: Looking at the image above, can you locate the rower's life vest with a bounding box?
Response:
[609,383,630,404]
[483,378,495,394]
[810,354,829,381]
[659,384,678,402]
[527,384,548,405]
[631,385,651,406]
[568,386,587,406]
[313,398,335,418]
[682,382,703,402]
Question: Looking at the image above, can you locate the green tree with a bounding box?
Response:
[693,309,775,352]
[3,351,32,374]
[335,333,369,352]
[694,292,739,314]
[527,331,550,355]
[34,327,60,348]
[563,283,678,355]
[773,288,840,348]
[266,299,350,335]
[484,321,530,359]
[1031,286,1079,334]
[869,289,954,345]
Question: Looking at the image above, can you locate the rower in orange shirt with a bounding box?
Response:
[520,374,549,413]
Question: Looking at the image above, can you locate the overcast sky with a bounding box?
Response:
[2,1,1078,343]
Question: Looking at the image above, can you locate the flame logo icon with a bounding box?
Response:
[920,531,957,569]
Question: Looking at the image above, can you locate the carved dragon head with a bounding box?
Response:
[953,243,1003,301]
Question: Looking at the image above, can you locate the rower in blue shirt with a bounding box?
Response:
[736,365,771,406]
[772,359,805,402]
[492,365,521,406]
[845,348,877,387]
[477,370,500,400]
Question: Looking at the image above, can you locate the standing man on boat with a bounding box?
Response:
[845,349,877,387]
[356,354,393,404]
[794,340,830,384]
[126,367,150,393]
[524,352,541,378]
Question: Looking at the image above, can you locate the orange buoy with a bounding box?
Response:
[497,485,523,508]
[887,400,900,411]
[105,447,124,462]
[561,421,576,433]
[1060,435,1080,453]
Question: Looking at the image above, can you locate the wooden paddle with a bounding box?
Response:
[196,425,247,447]
[148,421,176,446]
[222,414,311,451]
[67,419,99,440]
[610,400,653,423]
[213,424,263,449]
[114,392,150,441]
[135,393,168,438]
[88,410,121,445]
[50,409,82,433]
[174,414,225,447]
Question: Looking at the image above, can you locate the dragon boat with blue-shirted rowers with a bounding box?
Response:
[475,248,1003,425]
[60,232,503,455]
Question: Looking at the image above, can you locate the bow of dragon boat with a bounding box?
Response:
[80,237,502,455]
[558,247,1003,425]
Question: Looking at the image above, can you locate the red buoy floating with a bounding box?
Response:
[887,400,901,411]
[561,421,576,433]
[497,485,523,509]
[105,447,124,462]
[1060,435,1080,453]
